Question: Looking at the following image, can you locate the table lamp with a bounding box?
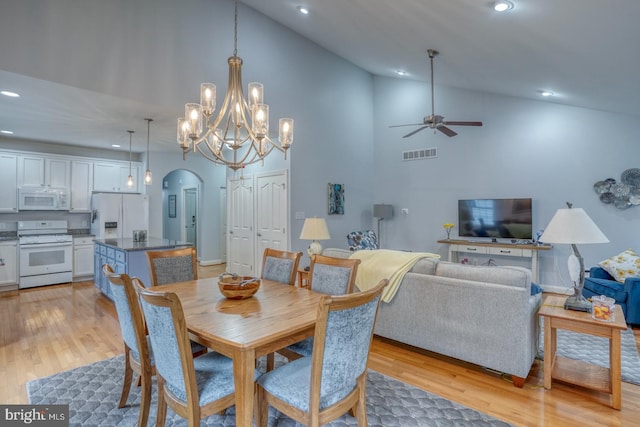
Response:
[539,202,609,311]
[299,217,331,260]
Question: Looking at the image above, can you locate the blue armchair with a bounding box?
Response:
[582,266,640,325]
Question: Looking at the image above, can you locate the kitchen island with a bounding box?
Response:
[93,238,192,299]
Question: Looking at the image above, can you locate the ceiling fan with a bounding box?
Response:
[390,49,482,138]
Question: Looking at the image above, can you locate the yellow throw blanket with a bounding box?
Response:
[349,249,440,303]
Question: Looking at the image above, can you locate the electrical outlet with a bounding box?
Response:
[401,208,409,215]
[81,219,88,227]
[0,222,5,229]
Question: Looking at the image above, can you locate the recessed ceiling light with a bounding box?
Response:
[493,1,514,12]
[1,130,14,134]
[540,90,554,97]
[395,70,408,76]
[296,6,309,15]
[111,144,121,148]
[1,90,20,98]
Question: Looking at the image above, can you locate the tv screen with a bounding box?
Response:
[458,198,533,239]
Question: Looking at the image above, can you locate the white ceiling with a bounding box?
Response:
[1,0,639,153]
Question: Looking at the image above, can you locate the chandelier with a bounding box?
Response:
[177,0,294,170]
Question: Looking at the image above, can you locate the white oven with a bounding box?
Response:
[18,220,73,289]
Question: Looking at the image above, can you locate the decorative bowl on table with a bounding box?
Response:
[218,273,260,299]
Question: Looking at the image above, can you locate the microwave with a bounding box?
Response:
[18,187,70,211]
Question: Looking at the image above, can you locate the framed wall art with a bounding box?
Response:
[328,183,344,215]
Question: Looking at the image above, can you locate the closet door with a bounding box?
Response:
[227,176,254,276]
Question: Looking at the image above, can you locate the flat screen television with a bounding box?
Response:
[458,198,533,239]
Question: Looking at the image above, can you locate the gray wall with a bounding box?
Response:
[373,75,640,286]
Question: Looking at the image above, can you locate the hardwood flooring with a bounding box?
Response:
[1,265,639,426]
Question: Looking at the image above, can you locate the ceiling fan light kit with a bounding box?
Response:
[389,49,482,138]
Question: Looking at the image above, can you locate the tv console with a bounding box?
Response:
[437,239,552,282]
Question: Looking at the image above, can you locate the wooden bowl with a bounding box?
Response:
[218,274,260,299]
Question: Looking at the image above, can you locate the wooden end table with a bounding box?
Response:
[538,294,627,409]
[297,268,310,288]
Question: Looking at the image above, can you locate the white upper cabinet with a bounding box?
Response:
[17,155,70,188]
[0,154,18,212]
[70,160,94,212]
[93,161,140,193]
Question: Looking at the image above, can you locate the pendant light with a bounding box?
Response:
[144,118,153,185]
[127,130,134,188]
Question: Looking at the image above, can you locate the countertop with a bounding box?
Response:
[94,237,192,251]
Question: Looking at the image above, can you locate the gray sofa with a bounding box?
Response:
[322,248,541,387]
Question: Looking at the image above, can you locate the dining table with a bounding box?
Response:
[155,277,325,427]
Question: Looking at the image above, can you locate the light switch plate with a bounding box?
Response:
[295,211,305,220]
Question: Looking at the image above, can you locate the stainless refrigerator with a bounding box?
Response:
[90,193,149,239]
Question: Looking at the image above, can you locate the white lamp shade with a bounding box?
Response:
[299,218,330,240]
[539,208,609,244]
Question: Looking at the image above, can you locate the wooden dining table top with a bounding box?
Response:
[153,277,324,427]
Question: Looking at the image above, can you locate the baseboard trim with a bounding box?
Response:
[198,259,224,266]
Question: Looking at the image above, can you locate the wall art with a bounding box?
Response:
[328,183,344,215]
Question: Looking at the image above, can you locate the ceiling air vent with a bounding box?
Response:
[402,147,438,161]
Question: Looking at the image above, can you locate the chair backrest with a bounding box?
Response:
[309,279,387,411]
[134,279,198,405]
[102,265,149,365]
[347,230,378,251]
[146,247,197,286]
[308,254,361,295]
[261,248,303,286]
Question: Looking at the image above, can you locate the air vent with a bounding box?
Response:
[402,147,438,161]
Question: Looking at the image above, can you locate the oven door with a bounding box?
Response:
[19,242,73,277]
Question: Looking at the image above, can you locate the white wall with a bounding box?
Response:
[373,75,640,286]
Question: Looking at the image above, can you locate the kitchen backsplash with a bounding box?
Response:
[0,212,91,231]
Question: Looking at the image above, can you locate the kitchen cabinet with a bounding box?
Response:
[93,161,141,193]
[70,160,94,212]
[17,155,70,188]
[0,240,19,289]
[73,236,94,280]
[0,154,18,212]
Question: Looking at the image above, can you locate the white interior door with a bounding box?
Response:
[255,171,289,277]
[227,177,254,276]
[182,187,197,250]
[219,187,227,263]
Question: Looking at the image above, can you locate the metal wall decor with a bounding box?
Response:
[593,168,640,209]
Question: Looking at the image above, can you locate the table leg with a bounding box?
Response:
[234,349,256,427]
[610,329,622,409]
[543,317,554,389]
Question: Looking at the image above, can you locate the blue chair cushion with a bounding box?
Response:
[285,337,314,358]
[583,277,628,303]
[530,282,542,296]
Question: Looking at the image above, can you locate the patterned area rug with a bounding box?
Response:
[27,354,512,426]
[538,322,640,385]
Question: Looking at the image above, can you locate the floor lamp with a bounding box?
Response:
[373,204,393,248]
[539,202,609,311]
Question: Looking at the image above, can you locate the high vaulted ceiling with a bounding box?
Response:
[1,0,638,153]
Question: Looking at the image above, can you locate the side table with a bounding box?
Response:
[297,268,310,289]
[538,294,627,409]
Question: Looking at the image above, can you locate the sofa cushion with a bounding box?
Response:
[583,277,628,303]
[598,248,640,283]
[435,262,530,290]
[408,258,438,275]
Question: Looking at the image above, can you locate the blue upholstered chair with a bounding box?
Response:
[261,248,302,286]
[347,230,378,251]
[583,266,640,325]
[134,279,261,427]
[103,265,153,427]
[277,254,361,362]
[146,247,198,286]
[256,279,388,427]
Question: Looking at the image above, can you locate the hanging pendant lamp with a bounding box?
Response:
[127,130,134,188]
[144,118,153,185]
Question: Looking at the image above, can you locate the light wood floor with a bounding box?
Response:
[1,265,639,426]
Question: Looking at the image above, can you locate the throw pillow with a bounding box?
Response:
[530,282,542,296]
[598,248,640,283]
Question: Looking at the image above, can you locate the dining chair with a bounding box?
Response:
[146,246,197,287]
[256,279,388,427]
[102,264,154,427]
[134,279,262,427]
[261,248,303,286]
[271,254,362,368]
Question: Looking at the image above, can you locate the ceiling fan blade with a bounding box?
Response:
[389,123,424,128]
[403,126,429,138]
[437,126,457,137]
[442,121,483,127]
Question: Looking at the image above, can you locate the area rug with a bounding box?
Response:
[27,354,512,426]
[538,322,640,385]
